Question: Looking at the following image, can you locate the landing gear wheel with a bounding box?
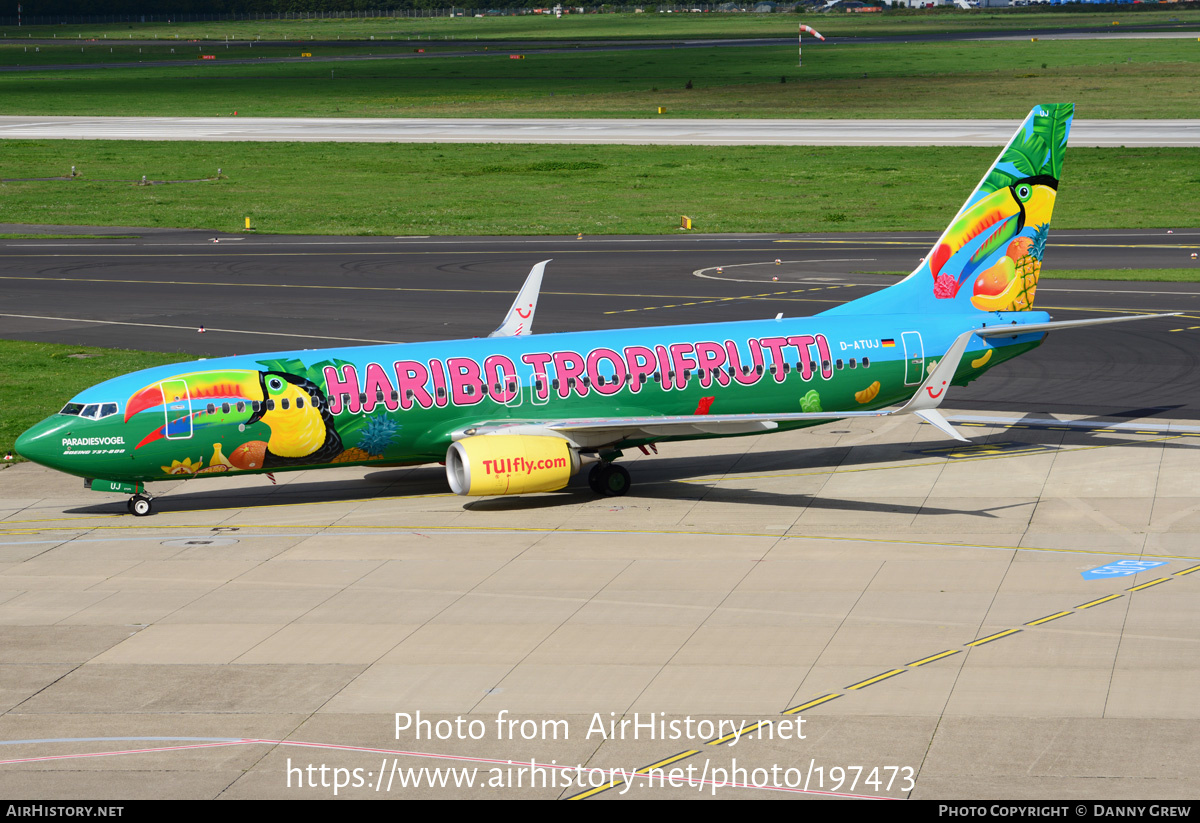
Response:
[128,495,153,517]
[588,463,605,495]
[596,463,631,497]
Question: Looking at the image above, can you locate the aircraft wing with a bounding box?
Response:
[455,409,889,449]
[489,259,548,337]
[458,313,1178,449]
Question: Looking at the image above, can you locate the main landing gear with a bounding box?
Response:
[588,462,630,497]
[127,494,154,517]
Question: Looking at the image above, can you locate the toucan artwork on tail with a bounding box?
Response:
[927,103,1071,310]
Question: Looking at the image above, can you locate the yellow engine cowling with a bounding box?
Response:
[446,435,580,496]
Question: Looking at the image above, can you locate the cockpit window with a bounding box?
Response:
[61,402,119,420]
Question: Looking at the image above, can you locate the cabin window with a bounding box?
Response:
[358,392,367,405]
[848,359,857,369]
[534,379,544,392]
[390,391,399,401]
[683,369,691,381]
[376,390,384,402]
[862,357,870,368]
[835,359,844,370]
[222,402,231,414]
[755,365,763,376]
[280,398,290,410]
[236,402,246,413]
[465,385,475,396]
[405,390,414,401]
[567,378,576,389]
[296,398,305,409]
[653,373,661,383]
[265,399,275,411]
[822,360,831,371]
[252,401,262,413]
[206,403,216,415]
[783,363,790,374]
[436,387,446,399]
[581,376,590,387]
[597,376,606,387]
[768,365,777,375]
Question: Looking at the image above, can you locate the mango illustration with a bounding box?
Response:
[971,275,1027,312]
[973,257,1016,299]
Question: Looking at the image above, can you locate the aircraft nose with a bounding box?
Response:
[14,416,72,471]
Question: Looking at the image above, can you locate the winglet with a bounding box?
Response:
[489,260,549,338]
[898,328,977,415]
[894,327,979,443]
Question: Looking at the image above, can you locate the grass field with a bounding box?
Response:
[2,39,1197,119]
[2,140,1197,235]
[7,7,1200,43]
[0,41,476,68]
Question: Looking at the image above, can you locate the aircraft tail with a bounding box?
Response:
[824,103,1073,317]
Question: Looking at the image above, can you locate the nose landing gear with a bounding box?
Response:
[127,494,154,516]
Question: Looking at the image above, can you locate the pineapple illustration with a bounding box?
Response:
[993,221,1051,311]
[332,448,371,464]
[1006,223,1049,311]
[333,414,399,463]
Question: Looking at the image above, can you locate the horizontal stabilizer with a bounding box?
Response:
[972,313,1179,339]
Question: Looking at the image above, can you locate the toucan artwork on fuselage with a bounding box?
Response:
[14,104,1174,516]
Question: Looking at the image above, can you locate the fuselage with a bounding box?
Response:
[15,311,1046,486]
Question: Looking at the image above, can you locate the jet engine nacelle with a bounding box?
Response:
[446,435,581,496]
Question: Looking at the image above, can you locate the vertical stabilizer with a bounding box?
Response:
[823,104,1073,317]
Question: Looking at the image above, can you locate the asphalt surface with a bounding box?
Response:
[2,115,1197,146]
[2,226,1199,420]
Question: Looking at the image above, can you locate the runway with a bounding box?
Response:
[1,115,1197,146]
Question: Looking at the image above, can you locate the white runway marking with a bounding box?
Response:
[0,115,1196,147]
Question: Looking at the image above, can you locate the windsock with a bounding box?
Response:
[798,24,825,67]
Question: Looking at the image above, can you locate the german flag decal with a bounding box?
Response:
[881,338,896,347]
